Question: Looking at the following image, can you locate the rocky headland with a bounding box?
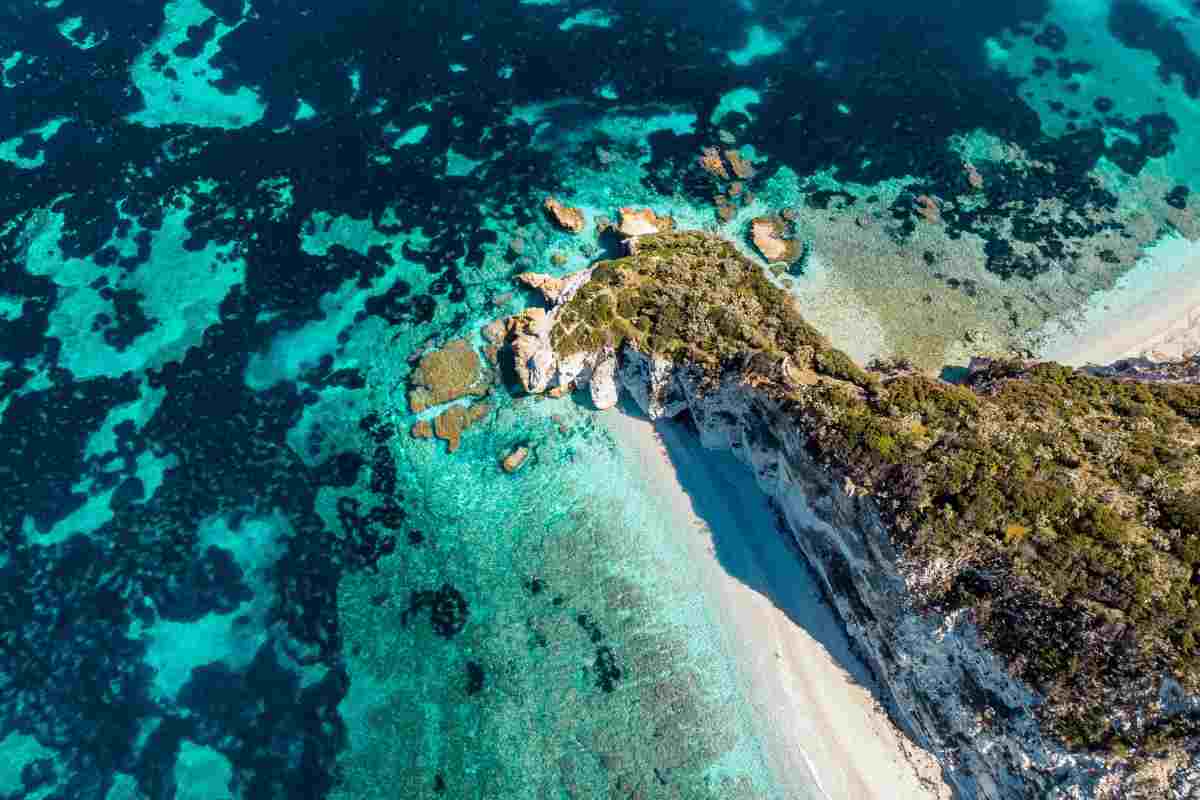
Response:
[493,230,1200,798]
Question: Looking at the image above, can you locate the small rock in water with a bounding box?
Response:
[543,196,586,233]
[750,216,802,264]
[550,252,568,267]
[508,236,526,257]
[698,145,730,180]
[501,445,529,473]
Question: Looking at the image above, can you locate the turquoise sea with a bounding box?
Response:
[2,0,1200,797]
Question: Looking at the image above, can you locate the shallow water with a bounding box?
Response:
[2,0,1199,797]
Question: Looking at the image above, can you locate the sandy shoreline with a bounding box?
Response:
[599,409,948,800]
[1037,234,1200,366]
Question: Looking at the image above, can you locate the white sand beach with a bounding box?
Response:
[600,410,949,800]
[1038,234,1200,366]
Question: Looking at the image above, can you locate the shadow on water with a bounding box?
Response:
[611,395,881,698]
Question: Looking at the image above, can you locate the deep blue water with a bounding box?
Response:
[1,0,1199,797]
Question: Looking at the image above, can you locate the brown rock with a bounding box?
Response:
[492,292,513,308]
[724,149,756,179]
[617,207,673,238]
[550,252,569,267]
[547,382,573,398]
[411,420,434,439]
[516,272,566,303]
[915,195,941,224]
[964,161,984,191]
[543,197,586,233]
[432,403,491,453]
[751,216,803,263]
[698,146,730,180]
[501,445,529,473]
[716,200,736,223]
[407,340,491,413]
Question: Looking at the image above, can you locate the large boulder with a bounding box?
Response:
[543,197,586,233]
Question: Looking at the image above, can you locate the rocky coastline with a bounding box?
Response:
[485,230,1200,799]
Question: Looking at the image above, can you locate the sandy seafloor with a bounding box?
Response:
[3,0,1200,797]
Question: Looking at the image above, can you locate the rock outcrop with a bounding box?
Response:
[750,215,802,264]
[493,230,1200,800]
[543,196,586,233]
[617,207,672,238]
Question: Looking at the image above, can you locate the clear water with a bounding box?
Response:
[1,0,1198,797]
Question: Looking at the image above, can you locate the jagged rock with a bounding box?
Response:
[750,216,802,263]
[411,420,434,439]
[507,308,556,394]
[516,272,566,303]
[618,349,688,418]
[617,207,672,238]
[589,348,618,410]
[501,445,529,473]
[543,196,586,233]
[407,340,491,413]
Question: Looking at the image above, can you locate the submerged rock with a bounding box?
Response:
[432,403,491,453]
[543,196,586,233]
[407,340,491,413]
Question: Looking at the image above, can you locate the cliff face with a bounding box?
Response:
[501,231,1200,798]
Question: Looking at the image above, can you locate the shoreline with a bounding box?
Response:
[598,407,948,800]
[1036,233,1200,366]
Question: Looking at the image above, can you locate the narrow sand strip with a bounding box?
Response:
[600,409,948,800]
[1038,234,1200,366]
